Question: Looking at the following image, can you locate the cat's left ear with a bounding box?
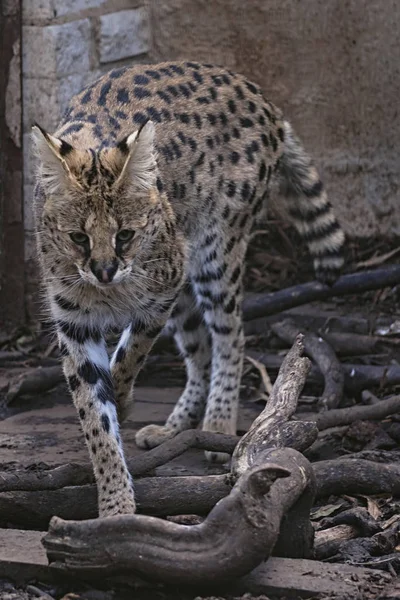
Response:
[113,120,158,190]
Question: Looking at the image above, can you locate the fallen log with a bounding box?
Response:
[314,459,400,498]
[4,458,400,532]
[243,264,400,321]
[271,318,344,410]
[0,476,230,529]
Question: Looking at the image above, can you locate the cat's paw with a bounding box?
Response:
[135,424,177,449]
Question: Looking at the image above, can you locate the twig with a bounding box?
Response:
[245,354,273,396]
[271,319,344,410]
[243,264,400,321]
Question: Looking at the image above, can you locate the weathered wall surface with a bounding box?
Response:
[150,0,400,238]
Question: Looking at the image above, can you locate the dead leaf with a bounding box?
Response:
[311,502,344,520]
[359,495,382,520]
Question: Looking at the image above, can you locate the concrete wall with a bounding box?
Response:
[150,0,400,238]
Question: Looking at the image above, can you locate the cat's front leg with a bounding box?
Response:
[57,322,135,517]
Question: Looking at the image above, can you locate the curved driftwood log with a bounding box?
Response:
[43,336,316,583]
[44,449,314,584]
[271,318,344,410]
[231,334,317,479]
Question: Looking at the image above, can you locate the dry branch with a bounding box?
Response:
[242,264,400,321]
[0,476,231,529]
[246,350,400,393]
[271,318,344,410]
[4,366,64,403]
[0,431,239,495]
[297,394,400,430]
[314,459,400,498]
[231,334,317,478]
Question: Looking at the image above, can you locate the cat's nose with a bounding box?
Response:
[90,259,118,283]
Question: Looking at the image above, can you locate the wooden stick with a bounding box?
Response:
[271,318,344,410]
[242,264,400,321]
[231,334,316,479]
[297,394,400,430]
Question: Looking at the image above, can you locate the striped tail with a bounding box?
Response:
[279,120,345,285]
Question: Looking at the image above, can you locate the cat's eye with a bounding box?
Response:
[69,232,89,245]
[116,229,135,242]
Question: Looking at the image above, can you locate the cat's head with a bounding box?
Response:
[33,120,164,288]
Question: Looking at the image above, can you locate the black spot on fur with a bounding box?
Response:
[240,117,253,128]
[183,313,202,332]
[303,180,323,198]
[133,112,147,125]
[134,86,151,99]
[62,123,83,136]
[245,81,258,94]
[134,74,150,85]
[101,413,110,433]
[58,321,100,344]
[131,319,146,334]
[261,133,269,147]
[212,324,233,335]
[227,181,236,197]
[98,82,112,106]
[145,69,161,80]
[146,106,162,122]
[79,408,85,419]
[193,71,203,84]
[259,160,267,181]
[68,375,80,391]
[230,151,240,164]
[115,347,126,363]
[234,85,245,100]
[55,295,80,312]
[81,90,92,104]
[117,88,130,104]
[193,113,202,129]
[230,265,241,284]
[157,90,172,104]
[270,133,278,152]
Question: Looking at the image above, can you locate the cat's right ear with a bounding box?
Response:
[32,124,81,190]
